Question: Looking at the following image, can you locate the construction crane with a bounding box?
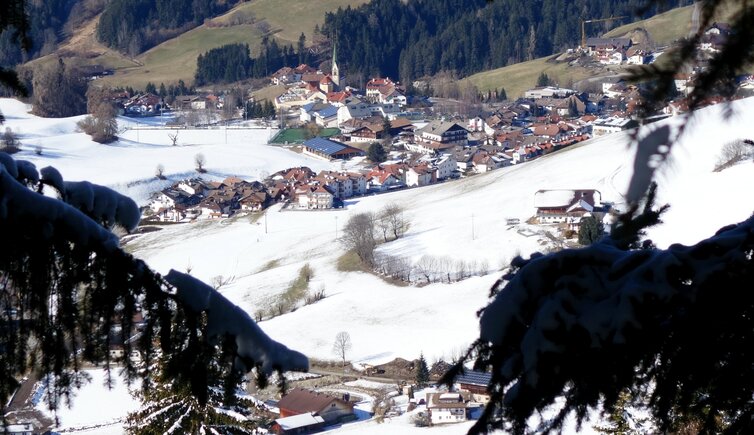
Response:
[581,16,627,49]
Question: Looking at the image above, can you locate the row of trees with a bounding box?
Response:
[322,0,692,83]
[373,253,492,285]
[30,58,87,118]
[194,34,313,86]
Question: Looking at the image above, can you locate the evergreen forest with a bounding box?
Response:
[322,0,694,82]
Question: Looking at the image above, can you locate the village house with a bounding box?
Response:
[272,166,316,184]
[533,189,602,226]
[427,392,468,425]
[470,149,504,173]
[174,95,210,111]
[366,164,406,192]
[315,170,367,198]
[277,388,354,425]
[336,96,374,125]
[585,37,632,57]
[591,117,639,137]
[626,46,652,65]
[125,93,164,116]
[349,123,385,142]
[300,102,339,128]
[426,153,457,180]
[454,370,492,404]
[405,163,435,187]
[296,184,335,210]
[271,412,325,434]
[365,77,407,107]
[410,121,469,154]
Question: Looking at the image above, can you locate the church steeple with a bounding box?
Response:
[331,37,341,89]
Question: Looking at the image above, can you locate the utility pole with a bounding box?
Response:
[265,212,268,234]
[335,215,338,240]
[471,213,475,241]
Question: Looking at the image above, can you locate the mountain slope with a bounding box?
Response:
[4,97,753,367]
[24,0,366,89]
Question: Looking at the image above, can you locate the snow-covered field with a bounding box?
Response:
[5,97,754,433]
[36,369,140,434]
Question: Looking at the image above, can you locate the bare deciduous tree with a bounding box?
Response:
[168,131,179,146]
[381,203,408,240]
[332,331,352,368]
[2,127,20,153]
[372,387,395,423]
[340,212,377,265]
[195,153,206,173]
[155,164,165,179]
[415,255,438,284]
[714,139,753,171]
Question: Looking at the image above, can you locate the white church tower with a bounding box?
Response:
[331,39,341,90]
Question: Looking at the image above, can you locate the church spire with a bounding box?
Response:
[331,35,340,89]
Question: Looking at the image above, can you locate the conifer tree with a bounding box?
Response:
[0,153,307,427]
[415,353,430,388]
[367,142,387,163]
[578,215,604,245]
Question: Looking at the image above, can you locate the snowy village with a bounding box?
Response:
[1,1,754,435]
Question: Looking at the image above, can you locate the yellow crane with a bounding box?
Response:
[581,16,627,49]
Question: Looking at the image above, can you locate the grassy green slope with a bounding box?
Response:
[462,4,707,99]
[30,0,366,89]
[102,25,264,89]
[225,0,369,45]
[604,6,694,46]
[462,55,600,100]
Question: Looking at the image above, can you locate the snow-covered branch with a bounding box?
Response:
[0,152,308,412]
[165,270,309,375]
[455,212,754,434]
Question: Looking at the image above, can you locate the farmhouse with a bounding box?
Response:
[301,137,365,160]
[277,388,354,425]
[427,392,467,425]
[534,189,602,225]
[455,370,492,404]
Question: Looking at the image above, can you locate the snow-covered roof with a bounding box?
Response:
[275,412,324,430]
[534,190,579,208]
[534,189,601,209]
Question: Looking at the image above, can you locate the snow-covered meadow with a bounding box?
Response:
[4,96,754,433]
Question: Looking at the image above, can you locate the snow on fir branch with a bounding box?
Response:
[0,152,308,415]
